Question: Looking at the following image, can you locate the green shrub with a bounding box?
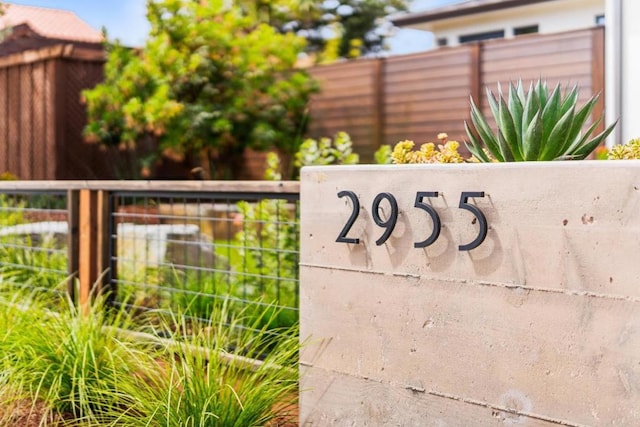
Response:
[118,302,299,427]
[0,292,148,425]
[295,131,359,169]
[466,79,617,162]
[0,291,300,426]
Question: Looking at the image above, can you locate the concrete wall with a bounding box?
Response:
[300,162,640,425]
[416,0,603,47]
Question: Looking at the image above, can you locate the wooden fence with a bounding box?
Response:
[0,27,605,178]
[0,44,120,179]
[307,27,605,161]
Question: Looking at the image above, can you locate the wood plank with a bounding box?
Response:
[309,105,375,120]
[309,116,374,129]
[482,38,590,62]
[20,64,33,180]
[7,66,20,177]
[31,62,46,180]
[67,189,80,301]
[482,51,591,74]
[385,98,469,113]
[0,69,7,172]
[45,59,56,179]
[482,72,591,89]
[310,62,378,81]
[78,188,97,313]
[384,75,470,96]
[384,49,472,73]
[314,79,376,93]
[384,126,469,141]
[383,66,472,85]
[384,86,471,106]
[0,180,301,194]
[591,26,605,135]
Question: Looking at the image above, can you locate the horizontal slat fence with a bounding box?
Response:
[308,27,604,162]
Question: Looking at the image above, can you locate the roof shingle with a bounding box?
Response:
[0,3,103,44]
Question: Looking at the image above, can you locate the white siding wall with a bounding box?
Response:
[605,0,640,145]
[418,0,603,47]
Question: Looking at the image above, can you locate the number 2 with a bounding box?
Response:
[336,190,360,244]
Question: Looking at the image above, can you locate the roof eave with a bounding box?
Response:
[392,0,558,27]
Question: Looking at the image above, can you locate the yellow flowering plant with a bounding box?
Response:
[389,133,464,164]
[608,138,640,160]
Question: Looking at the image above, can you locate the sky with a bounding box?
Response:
[8,0,461,54]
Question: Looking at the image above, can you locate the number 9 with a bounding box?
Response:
[372,193,398,246]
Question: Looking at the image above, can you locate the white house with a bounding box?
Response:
[392,0,604,48]
[393,0,638,145]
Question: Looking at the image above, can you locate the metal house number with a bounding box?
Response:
[336,190,488,251]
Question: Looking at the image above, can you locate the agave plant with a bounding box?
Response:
[465,80,617,162]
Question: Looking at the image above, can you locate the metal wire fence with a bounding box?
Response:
[0,189,69,299]
[108,189,300,334]
[0,182,300,338]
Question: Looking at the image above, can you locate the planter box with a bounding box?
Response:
[300,161,640,425]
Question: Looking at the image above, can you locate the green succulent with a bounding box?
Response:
[465,80,617,162]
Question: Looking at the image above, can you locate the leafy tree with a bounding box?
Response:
[83,0,317,179]
[239,0,408,60]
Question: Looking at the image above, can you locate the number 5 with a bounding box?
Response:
[458,192,487,251]
[413,192,441,248]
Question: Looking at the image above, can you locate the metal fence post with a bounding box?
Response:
[66,189,80,302]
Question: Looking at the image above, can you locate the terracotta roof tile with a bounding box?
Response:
[0,3,103,43]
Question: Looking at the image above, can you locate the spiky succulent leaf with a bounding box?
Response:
[498,94,522,160]
[464,121,491,162]
[497,129,515,161]
[522,82,539,132]
[465,79,617,162]
[572,120,618,159]
[487,88,500,125]
[540,106,575,160]
[508,83,524,156]
[557,95,598,155]
[559,85,578,116]
[522,111,542,160]
[541,84,563,142]
[564,118,602,155]
[469,96,504,162]
[516,80,526,103]
[536,80,549,107]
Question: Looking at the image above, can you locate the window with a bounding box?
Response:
[595,14,605,26]
[514,25,539,36]
[458,30,505,44]
[437,37,448,47]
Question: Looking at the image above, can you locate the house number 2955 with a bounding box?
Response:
[335,191,488,251]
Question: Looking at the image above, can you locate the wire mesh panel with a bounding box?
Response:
[108,190,300,337]
[0,190,69,298]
